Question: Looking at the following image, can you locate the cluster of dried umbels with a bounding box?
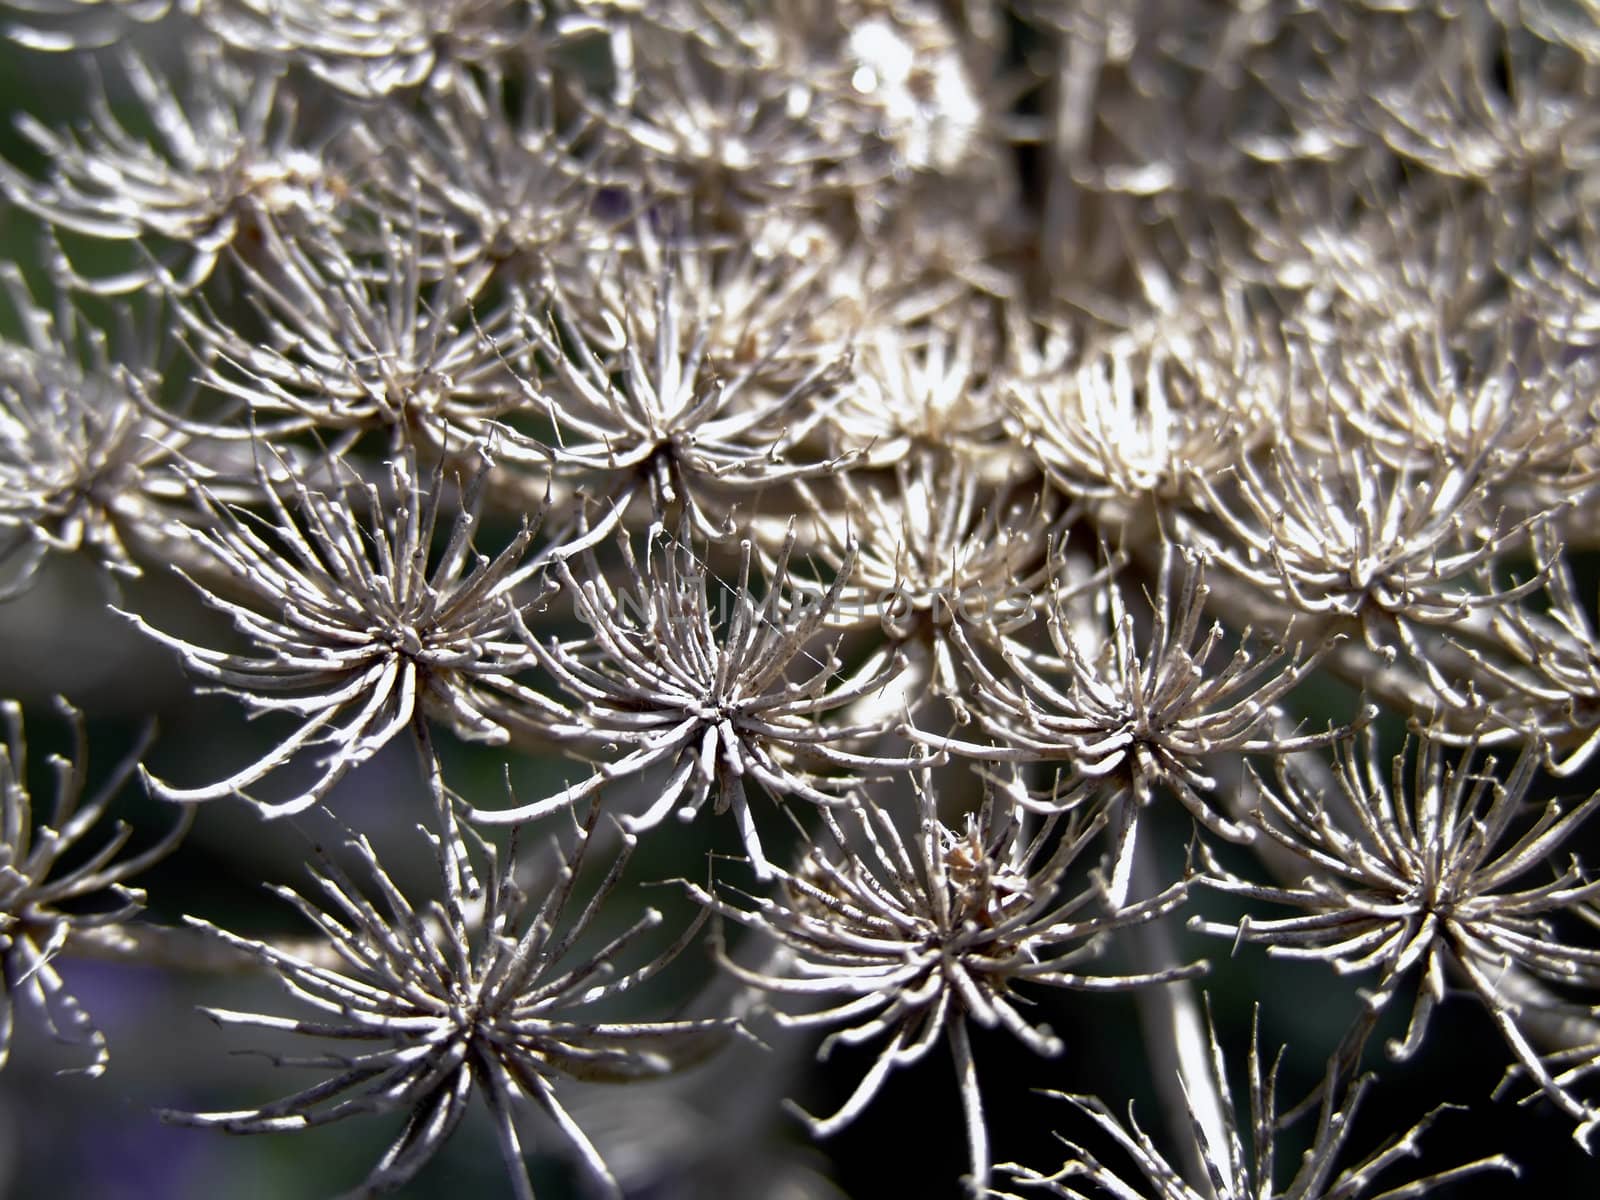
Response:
[4,1,1600,1197]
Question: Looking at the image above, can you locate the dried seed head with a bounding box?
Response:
[128,444,546,816]
[1196,728,1600,1142]
[474,517,916,878]
[169,796,728,1199]
[691,769,1201,1191]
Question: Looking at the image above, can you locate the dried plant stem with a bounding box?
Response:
[1126,829,1229,1191]
[950,1017,989,1197]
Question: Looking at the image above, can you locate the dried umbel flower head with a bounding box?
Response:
[570,2,873,226]
[1437,527,1600,775]
[1519,185,1600,354]
[364,63,602,287]
[690,770,1201,1194]
[0,45,343,293]
[1186,408,1546,661]
[814,0,989,180]
[827,318,1012,468]
[1005,288,1278,510]
[511,233,848,547]
[0,697,189,1077]
[128,444,546,816]
[473,518,916,878]
[1364,7,1599,188]
[173,214,526,453]
[201,0,537,99]
[0,265,184,596]
[566,219,841,398]
[997,1006,1517,1200]
[780,449,1056,721]
[1195,729,1600,1146]
[169,793,729,1199]
[1265,297,1599,504]
[913,544,1329,906]
[11,0,1600,1193]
